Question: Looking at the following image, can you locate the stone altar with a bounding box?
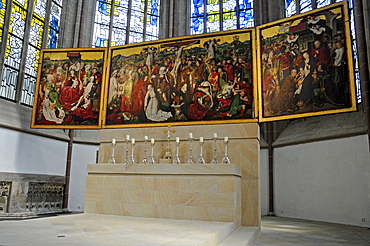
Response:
[87,123,260,227]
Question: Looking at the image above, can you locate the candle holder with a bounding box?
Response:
[211,136,218,164]
[222,139,231,164]
[173,141,181,164]
[141,138,148,164]
[108,142,116,164]
[163,126,176,159]
[148,141,155,164]
[186,137,195,164]
[122,139,130,164]
[129,140,136,164]
[198,140,205,164]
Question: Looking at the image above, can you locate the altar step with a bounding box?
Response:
[0,213,260,245]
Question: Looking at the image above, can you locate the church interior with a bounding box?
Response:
[0,0,369,245]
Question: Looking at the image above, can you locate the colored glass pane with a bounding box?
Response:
[191,0,204,17]
[207,13,220,32]
[146,16,158,37]
[300,0,312,13]
[131,0,145,13]
[29,17,44,47]
[9,3,27,39]
[206,0,219,12]
[112,4,128,28]
[223,12,236,30]
[34,0,47,18]
[285,0,296,17]
[21,74,36,105]
[223,0,235,12]
[130,9,144,33]
[47,1,62,48]
[0,0,6,31]
[111,26,126,46]
[0,67,18,101]
[128,31,143,44]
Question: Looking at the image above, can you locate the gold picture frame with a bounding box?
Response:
[31,48,108,129]
[103,29,257,128]
[257,2,357,122]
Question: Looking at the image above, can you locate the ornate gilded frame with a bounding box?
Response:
[31,48,108,129]
[256,2,357,122]
[103,29,257,128]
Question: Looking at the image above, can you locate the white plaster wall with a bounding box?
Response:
[273,135,370,227]
[69,143,98,212]
[260,148,269,216]
[0,128,67,175]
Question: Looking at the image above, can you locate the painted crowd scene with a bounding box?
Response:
[32,50,105,127]
[259,4,355,119]
[105,31,254,126]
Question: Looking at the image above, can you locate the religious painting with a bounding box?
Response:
[31,48,108,129]
[257,2,357,122]
[103,29,256,128]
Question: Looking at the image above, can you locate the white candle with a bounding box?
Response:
[112,138,116,145]
[224,137,228,142]
[144,135,148,141]
[213,133,218,138]
[126,135,130,140]
[176,137,180,143]
[189,132,193,138]
[199,137,204,142]
[131,138,135,144]
[151,138,155,144]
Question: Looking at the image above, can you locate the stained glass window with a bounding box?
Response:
[0,0,62,105]
[190,0,254,35]
[284,0,361,102]
[93,0,160,47]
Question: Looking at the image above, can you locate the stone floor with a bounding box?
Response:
[255,216,370,245]
[1,214,370,245]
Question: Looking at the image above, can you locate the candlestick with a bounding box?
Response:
[211,135,218,164]
[198,139,205,164]
[163,125,176,159]
[141,137,148,164]
[148,138,155,164]
[186,136,195,164]
[222,138,231,164]
[129,138,136,164]
[173,140,181,164]
[108,140,116,164]
[123,137,130,164]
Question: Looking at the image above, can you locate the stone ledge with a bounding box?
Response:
[218,226,260,246]
[87,163,241,176]
[0,212,38,220]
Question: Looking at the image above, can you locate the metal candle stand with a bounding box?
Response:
[148,140,155,164]
[198,140,205,164]
[123,139,130,164]
[141,138,148,164]
[222,139,231,164]
[211,136,218,164]
[129,140,135,164]
[108,142,116,164]
[186,137,195,164]
[173,140,181,164]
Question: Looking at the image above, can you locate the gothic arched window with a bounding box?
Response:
[0,0,62,106]
[190,0,254,35]
[93,0,160,47]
